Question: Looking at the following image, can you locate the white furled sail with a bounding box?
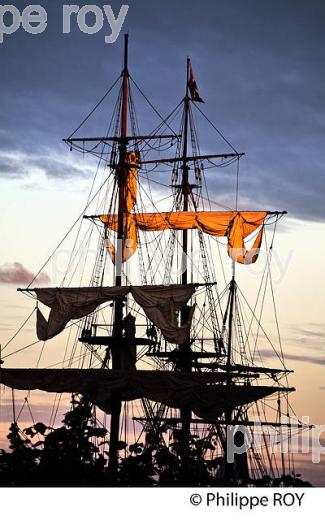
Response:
[35,284,195,344]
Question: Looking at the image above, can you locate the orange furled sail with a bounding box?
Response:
[101,210,268,265]
[122,150,138,213]
[106,151,139,263]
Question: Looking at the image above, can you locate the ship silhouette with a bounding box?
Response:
[0,35,310,487]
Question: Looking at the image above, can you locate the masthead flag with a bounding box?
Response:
[188,63,204,103]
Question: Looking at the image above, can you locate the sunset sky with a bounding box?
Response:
[0,0,325,485]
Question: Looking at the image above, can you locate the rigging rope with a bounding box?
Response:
[67,75,121,138]
[25,174,112,289]
[1,306,36,353]
[192,101,239,154]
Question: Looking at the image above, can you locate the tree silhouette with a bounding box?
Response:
[0,397,312,487]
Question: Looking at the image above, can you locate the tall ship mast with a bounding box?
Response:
[0,35,306,486]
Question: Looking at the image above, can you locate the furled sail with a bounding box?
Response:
[106,151,139,263]
[100,211,268,265]
[131,285,195,344]
[122,151,138,213]
[0,368,294,420]
[35,287,128,341]
[34,284,195,343]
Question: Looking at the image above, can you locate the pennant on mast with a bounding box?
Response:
[188,62,204,103]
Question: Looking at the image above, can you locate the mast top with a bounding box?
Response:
[123,33,129,74]
[185,57,190,98]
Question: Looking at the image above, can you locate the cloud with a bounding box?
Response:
[259,348,325,366]
[0,402,65,424]
[0,149,93,180]
[282,327,325,353]
[0,1,325,222]
[285,353,325,366]
[295,328,325,339]
[0,262,50,285]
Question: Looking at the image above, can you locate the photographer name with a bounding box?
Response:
[0,4,129,43]
[190,491,306,509]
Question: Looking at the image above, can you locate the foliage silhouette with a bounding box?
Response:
[0,396,312,487]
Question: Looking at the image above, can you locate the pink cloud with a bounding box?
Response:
[0,262,50,285]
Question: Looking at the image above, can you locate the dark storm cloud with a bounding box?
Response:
[0,0,324,220]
